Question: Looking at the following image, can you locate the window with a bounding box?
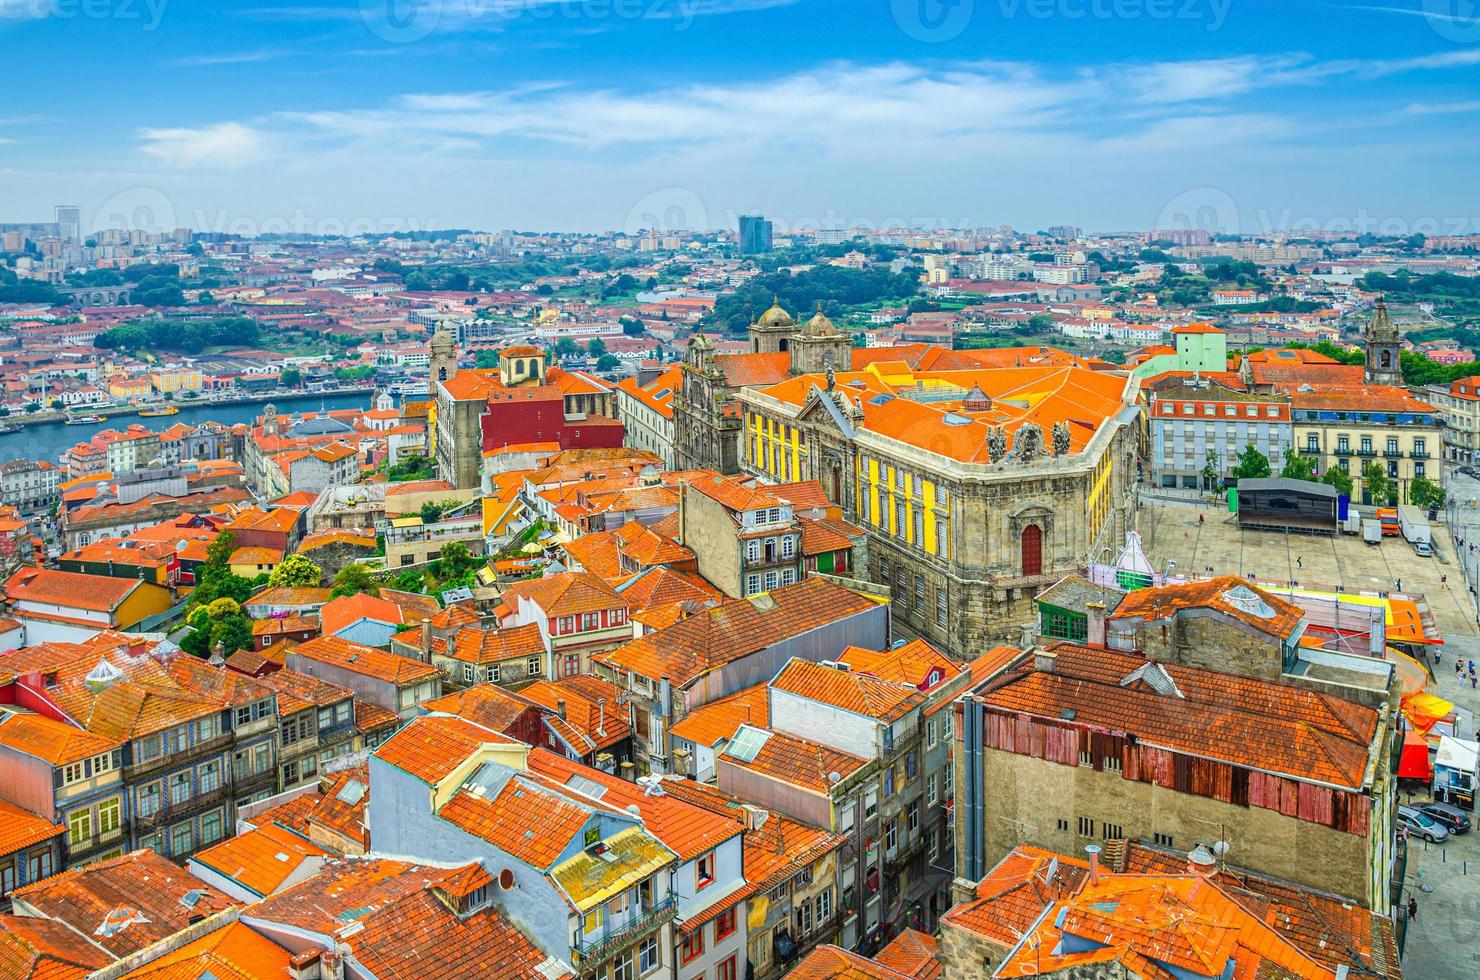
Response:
[639,936,660,973]
[746,539,760,562]
[715,906,736,940]
[936,589,947,627]
[98,797,120,835]
[763,571,778,591]
[335,702,350,724]
[926,717,937,748]
[914,578,924,612]
[170,822,192,856]
[1077,816,1095,837]
[1102,822,1124,840]
[780,568,795,586]
[864,787,878,818]
[613,952,636,980]
[745,574,760,595]
[27,851,52,882]
[0,862,14,897]
[137,782,161,818]
[1154,832,1175,847]
[696,851,715,889]
[1307,434,1319,451]
[463,663,475,683]
[1337,436,1349,452]
[200,810,223,846]
[581,908,603,936]
[795,897,814,934]
[816,888,833,923]
[927,773,939,806]
[680,929,704,964]
[718,956,738,980]
[1056,818,1070,833]
[490,664,500,683]
[907,802,919,833]
[67,809,92,846]
[885,820,897,851]
[781,535,794,559]
[169,772,191,806]
[527,655,542,676]
[583,612,600,631]
[236,706,252,727]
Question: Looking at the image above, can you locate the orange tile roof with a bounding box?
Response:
[228,546,283,566]
[422,684,540,734]
[0,799,64,857]
[942,843,1093,946]
[319,592,406,636]
[837,639,958,691]
[799,516,860,556]
[251,667,350,715]
[520,674,632,753]
[373,714,515,784]
[0,914,111,980]
[787,945,917,978]
[244,586,331,610]
[721,725,869,795]
[438,776,591,870]
[500,571,625,619]
[873,929,941,979]
[559,530,624,581]
[982,642,1379,788]
[354,699,399,734]
[1288,384,1437,414]
[9,849,231,958]
[4,567,142,613]
[614,519,694,567]
[250,614,318,638]
[1109,576,1303,639]
[0,710,121,766]
[713,351,791,388]
[225,507,299,535]
[444,623,545,665]
[290,635,439,687]
[115,920,293,980]
[189,822,328,898]
[669,684,769,747]
[685,473,783,514]
[595,578,880,688]
[296,528,377,552]
[528,750,739,860]
[615,566,720,615]
[770,658,927,722]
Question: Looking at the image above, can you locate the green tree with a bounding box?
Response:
[1321,465,1354,498]
[268,554,323,588]
[1230,443,1272,481]
[596,354,620,372]
[394,570,426,593]
[1279,447,1316,482]
[1201,450,1221,490]
[587,338,607,357]
[419,501,444,524]
[554,338,579,359]
[439,542,476,577]
[1361,461,1394,505]
[1409,474,1446,509]
[331,562,380,599]
[188,531,255,609]
[280,366,303,388]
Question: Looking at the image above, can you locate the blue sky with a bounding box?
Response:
[2,0,1479,236]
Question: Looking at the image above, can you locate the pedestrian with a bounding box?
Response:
[1397,578,1403,591]
[1408,896,1418,921]
[1199,514,1204,524]
[1457,660,1464,677]
[1296,556,1303,570]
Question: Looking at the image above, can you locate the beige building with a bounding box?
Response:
[1421,374,1480,468]
[737,361,1139,655]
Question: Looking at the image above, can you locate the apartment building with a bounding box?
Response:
[677,476,803,598]
[499,571,632,679]
[251,668,360,792]
[1147,380,1291,489]
[1421,373,1480,467]
[616,366,680,468]
[286,635,442,719]
[0,459,60,515]
[0,709,123,870]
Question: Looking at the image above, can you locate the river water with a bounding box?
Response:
[0,391,371,465]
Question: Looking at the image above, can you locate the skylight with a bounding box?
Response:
[724,724,773,763]
[1222,584,1276,619]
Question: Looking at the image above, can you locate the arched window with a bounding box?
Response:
[1380,350,1392,368]
[438,366,448,382]
[1021,524,1042,577]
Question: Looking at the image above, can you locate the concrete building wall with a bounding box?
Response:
[769,689,876,757]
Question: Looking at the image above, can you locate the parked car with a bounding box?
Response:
[1398,805,1451,843]
[1417,801,1472,835]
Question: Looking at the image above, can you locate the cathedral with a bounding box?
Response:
[671,299,852,473]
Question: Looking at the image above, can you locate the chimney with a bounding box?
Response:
[675,481,687,546]
[1033,647,1057,674]
[1086,601,1107,647]
[1084,844,1101,885]
[420,617,432,660]
[556,699,567,720]
[1187,844,1218,877]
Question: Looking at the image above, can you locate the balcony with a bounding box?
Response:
[132,785,229,831]
[1334,446,1352,456]
[1299,445,1322,454]
[1356,448,1376,457]
[1383,449,1404,458]
[126,733,233,780]
[571,896,677,972]
[1411,450,1431,459]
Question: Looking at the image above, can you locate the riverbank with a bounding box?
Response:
[2,387,371,429]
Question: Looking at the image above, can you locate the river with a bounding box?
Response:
[0,391,372,466]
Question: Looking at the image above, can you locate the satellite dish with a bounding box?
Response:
[1213,840,1231,858]
[828,771,842,785]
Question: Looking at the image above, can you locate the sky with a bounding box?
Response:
[2,0,1479,236]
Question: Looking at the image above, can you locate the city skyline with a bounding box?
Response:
[1,1,1479,235]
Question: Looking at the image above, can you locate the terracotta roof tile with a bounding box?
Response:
[669,684,769,747]
[874,929,941,979]
[438,777,590,870]
[0,710,121,766]
[4,567,142,613]
[787,945,917,978]
[500,571,626,619]
[373,714,515,784]
[720,725,869,795]
[422,685,540,734]
[445,623,545,665]
[0,799,64,858]
[771,658,928,722]
[9,849,231,957]
[1109,575,1303,639]
[319,592,406,636]
[289,635,440,687]
[114,920,293,980]
[189,822,329,898]
[519,675,631,753]
[0,914,112,980]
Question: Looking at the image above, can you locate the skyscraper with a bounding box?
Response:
[54,205,80,242]
[738,214,773,254]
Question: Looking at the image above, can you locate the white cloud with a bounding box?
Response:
[138,122,267,169]
[1402,99,1480,115]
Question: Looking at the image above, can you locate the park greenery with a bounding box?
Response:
[330,563,380,599]
[703,265,920,336]
[268,554,324,588]
[386,453,436,482]
[95,316,261,354]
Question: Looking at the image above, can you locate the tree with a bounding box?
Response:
[187,531,256,609]
[1321,466,1354,498]
[1410,474,1446,509]
[181,594,253,658]
[419,501,444,524]
[1230,443,1272,481]
[596,354,620,372]
[439,542,476,577]
[280,367,303,388]
[1279,447,1316,482]
[1361,461,1394,505]
[554,338,579,359]
[269,554,323,588]
[587,338,607,357]
[1201,450,1221,490]
[331,563,379,599]
[394,570,426,593]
